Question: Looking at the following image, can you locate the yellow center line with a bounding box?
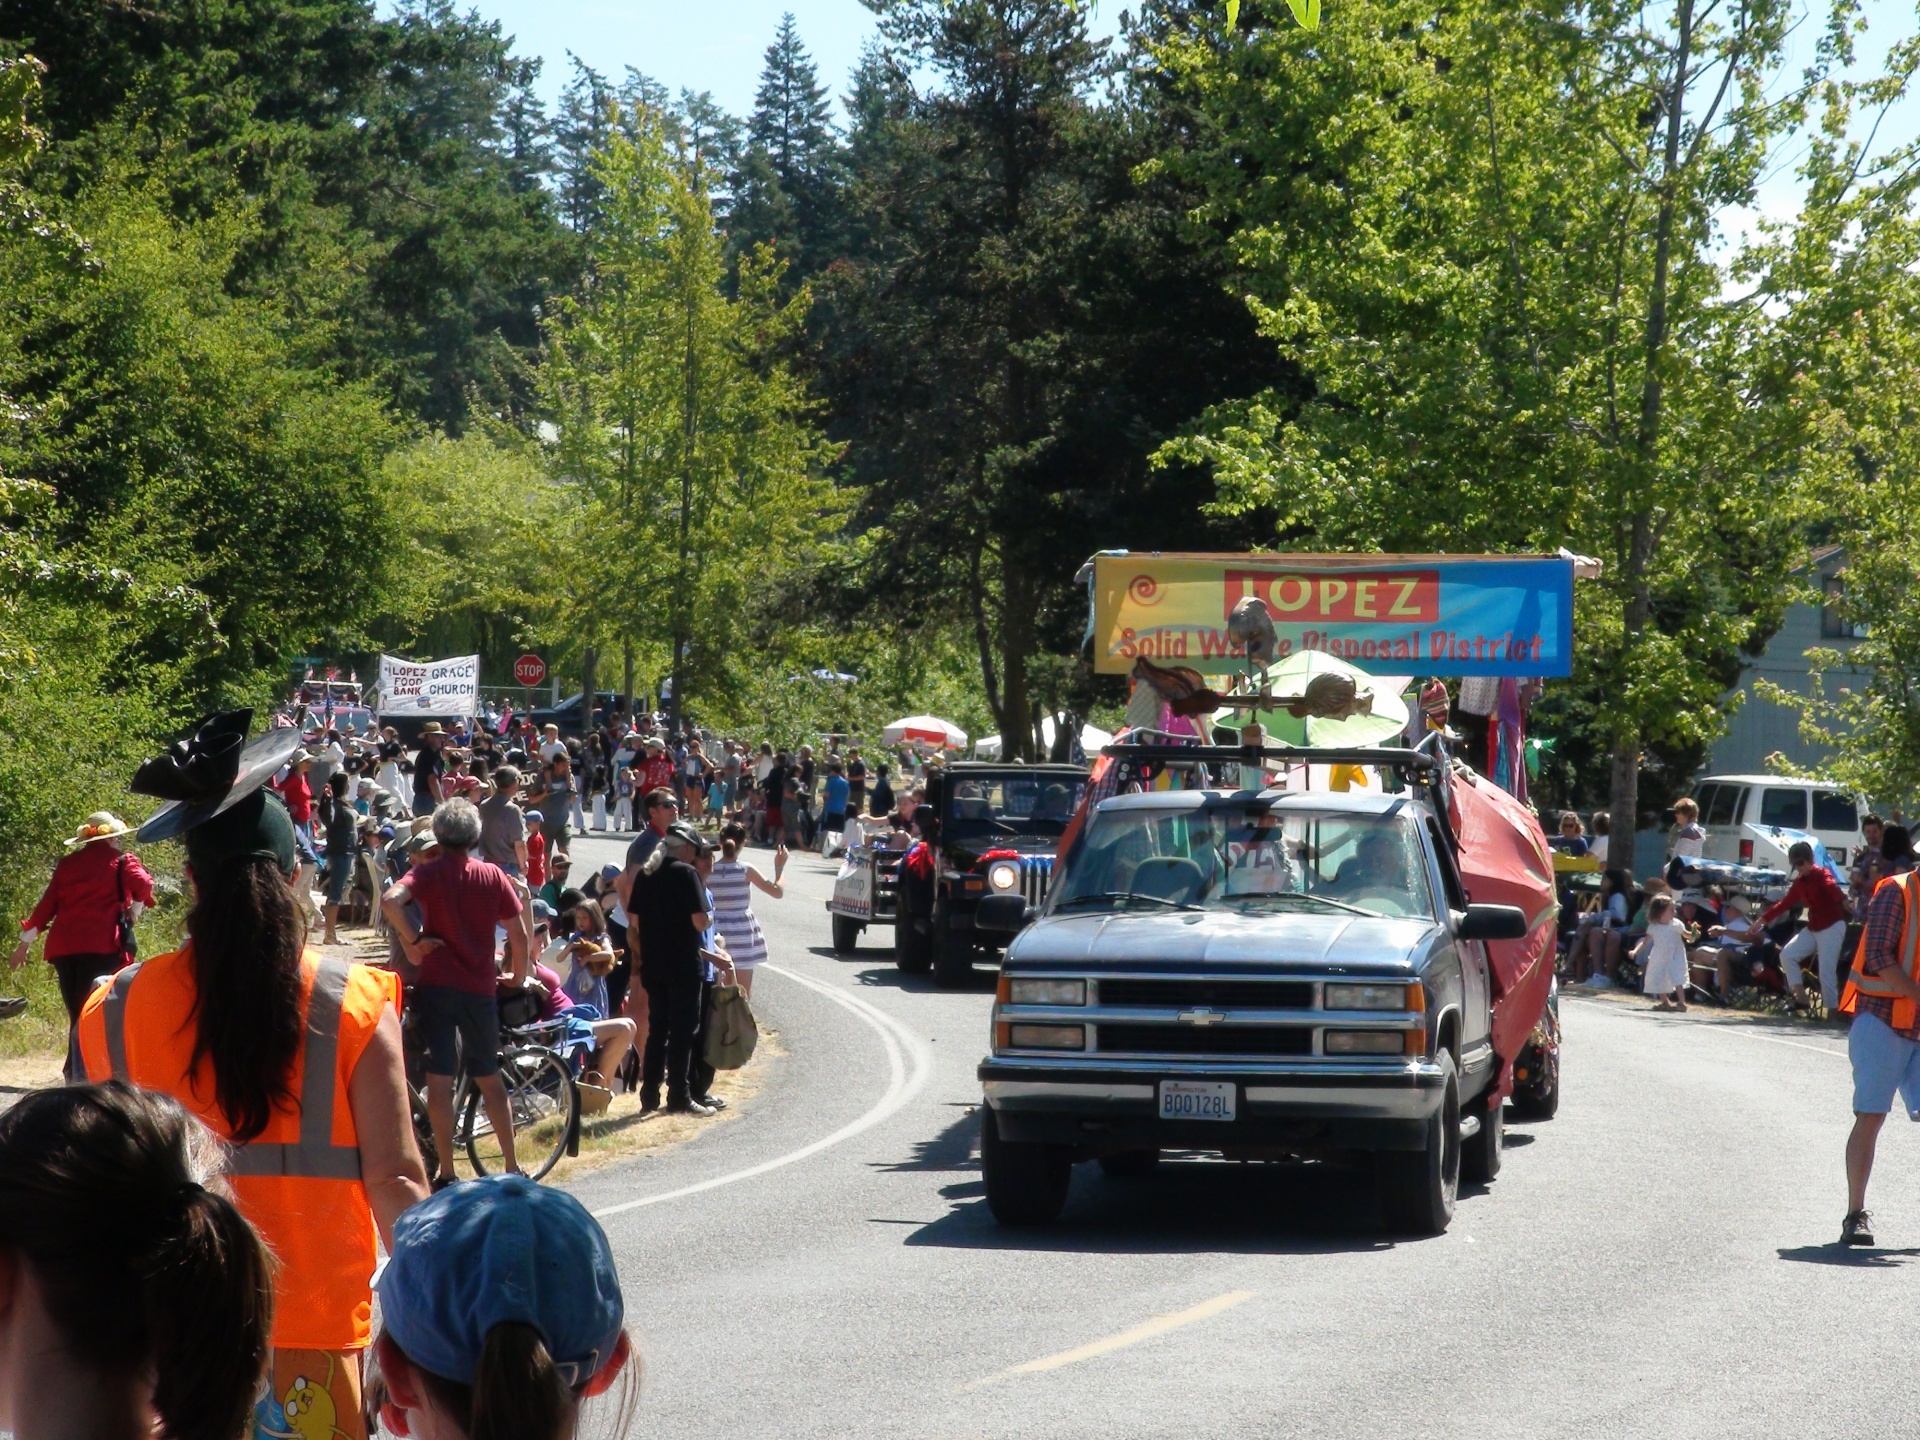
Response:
[960,1290,1255,1392]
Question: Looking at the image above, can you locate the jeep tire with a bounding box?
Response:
[894,914,931,975]
[982,1106,1071,1225]
[1377,1050,1460,1235]
[932,924,975,989]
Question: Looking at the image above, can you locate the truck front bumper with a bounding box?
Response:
[978,1055,1447,1152]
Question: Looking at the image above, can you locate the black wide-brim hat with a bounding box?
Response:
[132,709,304,844]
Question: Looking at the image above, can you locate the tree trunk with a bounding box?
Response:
[1609,0,1693,857]
[581,643,599,736]
[622,640,635,719]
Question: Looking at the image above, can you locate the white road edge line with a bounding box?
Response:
[591,961,934,1218]
[1577,998,1847,1059]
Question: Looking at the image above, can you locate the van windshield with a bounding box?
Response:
[1051,805,1436,921]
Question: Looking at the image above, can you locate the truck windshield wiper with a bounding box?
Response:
[1055,891,1205,913]
[1231,891,1377,917]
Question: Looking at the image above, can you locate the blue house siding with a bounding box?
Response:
[1707,549,1866,779]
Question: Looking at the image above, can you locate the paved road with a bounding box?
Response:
[566,833,1920,1439]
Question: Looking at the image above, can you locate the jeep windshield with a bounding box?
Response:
[945,775,1087,839]
[1047,802,1437,921]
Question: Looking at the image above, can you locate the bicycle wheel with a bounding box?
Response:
[463,1047,577,1181]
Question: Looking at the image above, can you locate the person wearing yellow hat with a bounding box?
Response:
[9,811,154,1078]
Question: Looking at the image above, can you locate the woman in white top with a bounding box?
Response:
[708,824,785,996]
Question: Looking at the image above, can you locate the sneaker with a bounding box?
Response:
[692,1093,728,1111]
[664,1097,716,1117]
[1841,1210,1875,1246]
[0,996,27,1020]
[1580,974,1613,989]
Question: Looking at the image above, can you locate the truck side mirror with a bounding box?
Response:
[976,894,1035,933]
[1455,904,1528,942]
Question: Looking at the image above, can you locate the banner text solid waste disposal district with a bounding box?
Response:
[1092,554,1573,677]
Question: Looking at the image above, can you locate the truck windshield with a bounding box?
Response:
[1050,806,1436,921]
[945,776,1087,838]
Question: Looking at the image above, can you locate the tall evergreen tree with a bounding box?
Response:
[732,15,844,276]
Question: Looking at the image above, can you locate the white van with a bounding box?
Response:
[1690,775,1866,869]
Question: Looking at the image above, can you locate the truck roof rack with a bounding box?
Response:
[1097,740,1439,774]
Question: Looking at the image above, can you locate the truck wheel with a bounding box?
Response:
[1098,1149,1159,1178]
[932,928,975,989]
[1377,1051,1459,1235]
[1461,1092,1503,1184]
[982,1107,1071,1225]
[831,914,862,955]
[894,915,931,975]
[1509,1042,1559,1122]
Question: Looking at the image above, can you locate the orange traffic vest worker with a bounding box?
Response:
[1834,865,1920,1248]
[80,708,430,1440]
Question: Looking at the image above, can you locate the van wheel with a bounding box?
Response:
[982,1107,1071,1225]
[831,914,862,954]
[1461,1092,1503,1184]
[1377,1051,1459,1235]
[1098,1149,1159,1178]
[932,928,975,989]
[895,915,931,975]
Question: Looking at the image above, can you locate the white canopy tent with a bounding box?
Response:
[973,716,1114,761]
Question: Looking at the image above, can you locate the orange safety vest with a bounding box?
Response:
[78,947,399,1351]
[1839,871,1920,1028]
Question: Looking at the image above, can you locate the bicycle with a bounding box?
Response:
[402,995,580,1182]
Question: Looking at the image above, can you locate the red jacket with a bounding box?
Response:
[1761,865,1849,932]
[23,845,156,959]
[275,772,313,824]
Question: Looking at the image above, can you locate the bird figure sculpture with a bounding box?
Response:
[1125,656,1226,728]
[1283,670,1375,721]
[1227,595,1281,670]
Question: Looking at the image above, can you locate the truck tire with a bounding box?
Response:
[1377,1051,1459,1235]
[982,1107,1071,1225]
[831,914,862,955]
[932,927,975,989]
[1098,1149,1159,1178]
[895,914,932,975]
[1461,1091,1503,1184]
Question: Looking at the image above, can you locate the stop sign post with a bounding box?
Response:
[513,653,546,688]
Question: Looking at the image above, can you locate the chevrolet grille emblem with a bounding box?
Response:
[1177,1008,1226,1026]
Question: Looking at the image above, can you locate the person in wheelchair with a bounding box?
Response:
[526,901,635,1107]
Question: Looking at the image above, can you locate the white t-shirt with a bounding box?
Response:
[1670,823,1705,860]
[755,756,774,783]
[1588,835,1609,864]
[539,739,569,765]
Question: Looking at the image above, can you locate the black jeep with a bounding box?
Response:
[896,762,1088,987]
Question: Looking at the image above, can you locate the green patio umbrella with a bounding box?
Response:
[1211,650,1413,748]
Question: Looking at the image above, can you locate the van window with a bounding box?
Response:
[1704,785,1741,827]
[1812,791,1859,832]
[1695,784,1721,824]
[1759,788,1809,829]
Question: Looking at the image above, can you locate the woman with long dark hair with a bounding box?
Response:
[77,710,429,1440]
[0,1082,275,1440]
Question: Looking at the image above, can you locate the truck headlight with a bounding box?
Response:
[1008,1023,1086,1050]
[1324,1030,1407,1055]
[1324,982,1415,1011]
[987,860,1021,891]
[1008,978,1086,1006]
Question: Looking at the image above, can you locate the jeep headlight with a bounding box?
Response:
[1324,982,1414,1011]
[986,860,1021,891]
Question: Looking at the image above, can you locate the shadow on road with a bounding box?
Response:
[846,964,1000,995]
[1777,1244,1920,1268]
[901,1154,1408,1256]
[871,1105,979,1174]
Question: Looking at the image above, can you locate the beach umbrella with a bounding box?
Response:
[1212,651,1412,748]
[975,718,1115,760]
[883,714,968,749]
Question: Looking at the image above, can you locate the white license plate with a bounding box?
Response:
[1158,1080,1236,1122]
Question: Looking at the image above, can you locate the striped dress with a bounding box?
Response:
[709,859,770,969]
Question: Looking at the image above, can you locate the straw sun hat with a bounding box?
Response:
[66,812,132,848]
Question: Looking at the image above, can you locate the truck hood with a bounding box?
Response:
[1007,909,1438,971]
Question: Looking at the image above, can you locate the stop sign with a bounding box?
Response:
[513,653,546,687]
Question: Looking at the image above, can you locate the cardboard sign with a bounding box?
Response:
[1092,553,1574,677]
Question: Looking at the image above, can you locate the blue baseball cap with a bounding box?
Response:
[530,899,557,922]
[377,1174,624,1389]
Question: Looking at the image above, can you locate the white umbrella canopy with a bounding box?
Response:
[883,714,968,749]
[974,717,1114,760]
